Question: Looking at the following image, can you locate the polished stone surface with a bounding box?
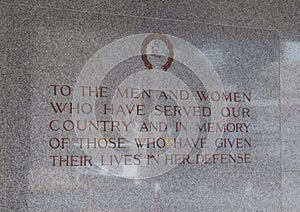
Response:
[1,0,277,29]
[280,32,300,171]
[283,171,300,211]
[3,3,282,211]
[1,1,300,211]
[279,1,300,210]
[0,5,9,211]
[279,0,300,33]
[4,9,33,211]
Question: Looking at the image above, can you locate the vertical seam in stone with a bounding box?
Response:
[4,10,8,212]
[276,0,283,210]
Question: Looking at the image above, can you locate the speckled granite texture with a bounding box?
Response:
[0,1,299,211]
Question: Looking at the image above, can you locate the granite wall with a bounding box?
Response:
[0,1,299,211]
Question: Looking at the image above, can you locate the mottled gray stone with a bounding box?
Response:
[4,3,282,211]
[280,32,300,171]
[0,4,10,211]
[1,0,277,29]
[282,171,300,211]
[279,0,300,33]
[3,4,33,211]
